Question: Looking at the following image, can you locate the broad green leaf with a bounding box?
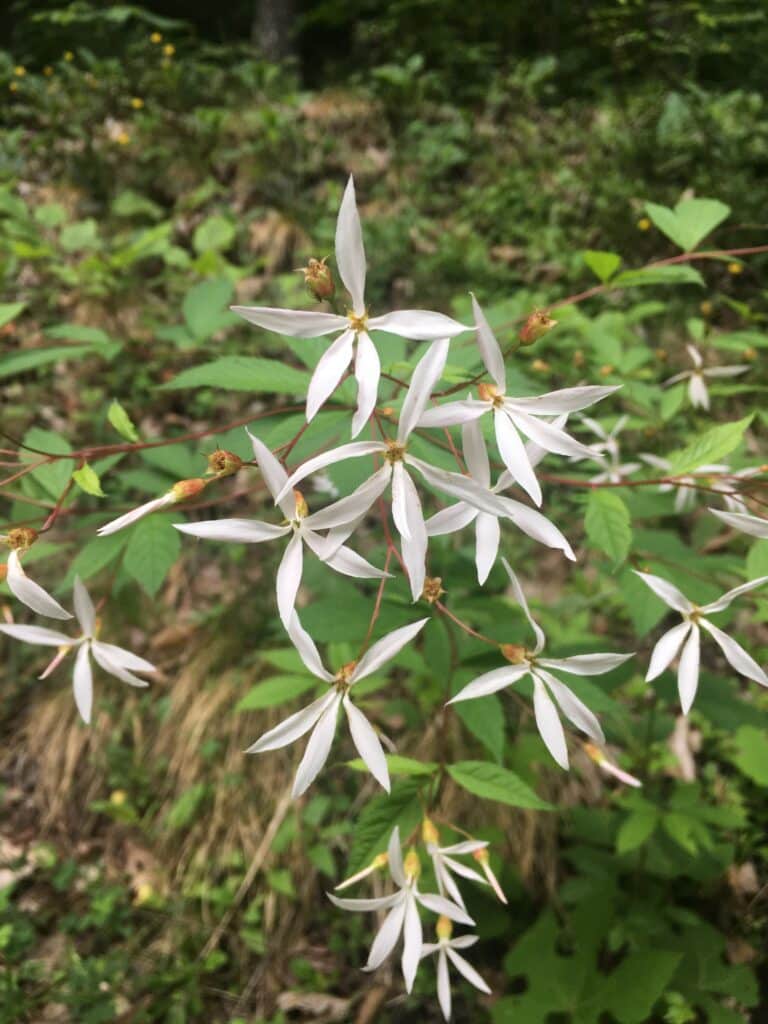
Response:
[160,356,310,396]
[583,250,621,282]
[107,399,140,442]
[0,301,25,328]
[182,277,236,340]
[585,490,632,567]
[613,265,704,288]
[235,675,317,712]
[20,428,72,498]
[166,783,209,830]
[667,415,752,475]
[447,761,553,810]
[59,218,100,252]
[729,726,768,785]
[0,344,97,380]
[645,198,730,252]
[65,532,128,585]
[193,215,235,253]
[616,810,657,854]
[123,514,182,597]
[454,693,505,763]
[600,951,683,1023]
[346,755,439,777]
[746,540,768,580]
[347,780,423,874]
[45,323,114,345]
[72,463,105,497]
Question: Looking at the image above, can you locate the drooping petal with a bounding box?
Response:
[365,899,407,971]
[292,694,342,796]
[72,576,95,636]
[353,617,430,683]
[279,441,386,499]
[174,519,290,543]
[285,614,335,682]
[501,558,546,653]
[72,643,93,724]
[700,619,768,686]
[445,947,492,994]
[462,416,491,487]
[470,293,506,390]
[89,640,156,674]
[494,409,542,506]
[398,338,450,443]
[701,575,768,614]
[536,669,605,744]
[418,399,488,429]
[230,305,345,338]
[416,891,475,926]
[448,665,529,703]
[507,407,597,460]
[688,374,710,410]
[323,542,391,580]
[247,430,294,518]
[475,512,500,585]
[401,891,423,993]
[369,310,469,341]
[686,344,703,369]
[276,532,304,628]
[245,689,337,753]
[96,493,174,536]
[426,502,477,537]
[532,676,569,769]
[645,622,692,681]
[6,551,72,620]
[677,625,701,714]
[90,641,151,687]
[437,949,451,1021]
[405,456,513,519]
[0,623,72,646]
[509,385,619,416]
[306,328,356,422]
[388,825,406,887]
[327,891,402,913]
[303,464,391,533]
[702,364,750,379]
[391,461,412,541]
[343,695,390,791]
[351,331,380,437]
[537,653,633,676]
[632,571,693,613]
[397,469,429,601]
[335,175,367,314]
[494,495,575,560]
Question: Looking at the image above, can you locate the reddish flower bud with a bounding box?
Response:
[297,257,335,301]
[421,576,445,604]
[500,642,527,665]
[519,310,557,346]
[0,563,7,583]
[6,527,37,551]
[207,449,243,478]
[170,478,208,502]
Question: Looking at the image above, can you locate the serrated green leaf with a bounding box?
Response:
[668,415,752,475]
[65,532,128,585]
[182,277,236,340]
[447,761,553,810]
[20,428,72,498]
[585,490,632,567]
[107,399,140,442]
[123,513,182,597]
[613,265,704,288]
[583,250,622,282]
[454,693,505,763]
[235,675,317,712]
[616,810,657,854]
[346,755,439,777]
[72,463,105,497]
[645,198,730,252]
[159,356,310,395]
[347,781,424,874]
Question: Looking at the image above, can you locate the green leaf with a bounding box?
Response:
[65,532,128,585]
[45,323,114,345]
[346,755,439,777]
[583,250,622,282]
[613,265,704,288]
[107,399,140,442]
[72,463,105,497]
[123,514,182,597]
[20,428,72,498]
[160,356,310,396]
[182,278,236,340]
[0,344,97,380]
[347,780,423,874]
[193,215,235,253]
[59,218,100,252]
[447,761,553,810]
[667,415,753,475]
[0,301,25,328]
[165,783,209,830]
[585,490,632,567]
[454,693,505,763]
[729,726,768,785]
[616,810,657,854]
[645,198,730,252]
[235,675,317,712]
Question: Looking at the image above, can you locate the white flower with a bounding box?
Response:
[635,570,768,713]
[449,559,633,768]
[272,339,518,601]
[425,836,490,909]
[231,176,469,436]
[174,431,388,628]
[247,614,428,797]
[641,456,761,514]
[663,344,749,411]
[579,415,641,484]
[97,478,207,536]
[420,918,491,1021]
[710,507,768,539]
[0,577,156,723]
[426,416,575,584]
[328,827,474,993]
[2,548,72,620]
[418,296,618,505]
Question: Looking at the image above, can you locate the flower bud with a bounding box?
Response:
[728,262,743,275]
[110,790,127,806]
[421,576,445,605]
[699,300,713,317]
[0,563,6,583]
[599,364,614,377]
[531,358,550,372]
[421,817,440,845]
[207,449,242,478]
[519,310,557,346]
[477,382,502,403]
[436,915,453,941]
[334,851,388,890]
[6,527,37,552]
[472,846,507,903]
[404,849,421,880]
[637,217,651,231]
[294,490,309,518]
[297,257,335,301]
[170,478,208,503]
[573,349,585,368]
[500,642,527,665]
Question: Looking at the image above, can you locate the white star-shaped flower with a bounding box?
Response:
[0,577,156,723]
[579,415,641,484]
[231,176,470,436]
[710,507,768,539]
[663,344,749,411]
[426,416,575,584]
[272,339,518,601]
[247,614,428,797]
[174,430,388,628]
[641,456,761,514]
[328,827,474,994]
[449,559,633,768]
[418,296,618,505]
[635,570,768,713]
[422,822,491,910]
[1,545,72,620]
[420,917,491,1021]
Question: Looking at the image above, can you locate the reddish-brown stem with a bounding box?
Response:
[434,600,495,646]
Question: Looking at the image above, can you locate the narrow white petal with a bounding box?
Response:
[501,559,546,653]
[494,409,542,506]
[365,900,406,970]
[90,642,150,687]
[533,676,569,769]
[475,512,500,585]
[445,948,491,994]
[439,840,487,855]
[700,619,768,686]
[286,614,335,682]
[245,689,336,753]
[509,385,619,416]
[448,665,529,702]
[72,643,93,724]
[351,331,380,437]
[440,856,486,886]
[495,496,575,560]
[96,494,173,536]
[433,856,466,907]
[247,430,294,517]
[632,571,693,613]
[335,175,366,314]
[388,825,406,887]
[462,416,491,487]
[687,344,703,368]
[426,501,477,537]
[369,310,469,341]
[537,653,633,676]
[523,413,568,471]
[401,892,423,993]
[72,576,95,636]
[230,306,345,338]
[449,935,480,950]
[418,400,488,429]
[353,617,430,682]
[391,461,412,540]
[662,371,690,387]
[306,329,355,422]
[0,623,72,646]
[6,551,72,620]
[437,949,451,1020]
[416,892,475,926]
[343,695,390,791]
[677,626,701,714]
[508,408,597,460]
[702,364,749,378]
[398,338,450,442]
[406,456,513,519]
[328,891,402,913]
[689,374,709,409]
[399,470,428,601]
[536,670,604,743]
[701,576,768,614]
[175,518,289,543]
[324,543,390,580]
[471,294,506,390]
[276,532,304,629]
[304,464,391,533]
[645,622,692,681]
[292,695,341,796]
[280,441,385,498]
[90,640,156,674]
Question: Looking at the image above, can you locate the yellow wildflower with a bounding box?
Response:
[64,51,74,62]
[130,96,144,109]
[637,217,651,231]
[14,65,26,77]
[150,32,162,44]
[163,43,175,57]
